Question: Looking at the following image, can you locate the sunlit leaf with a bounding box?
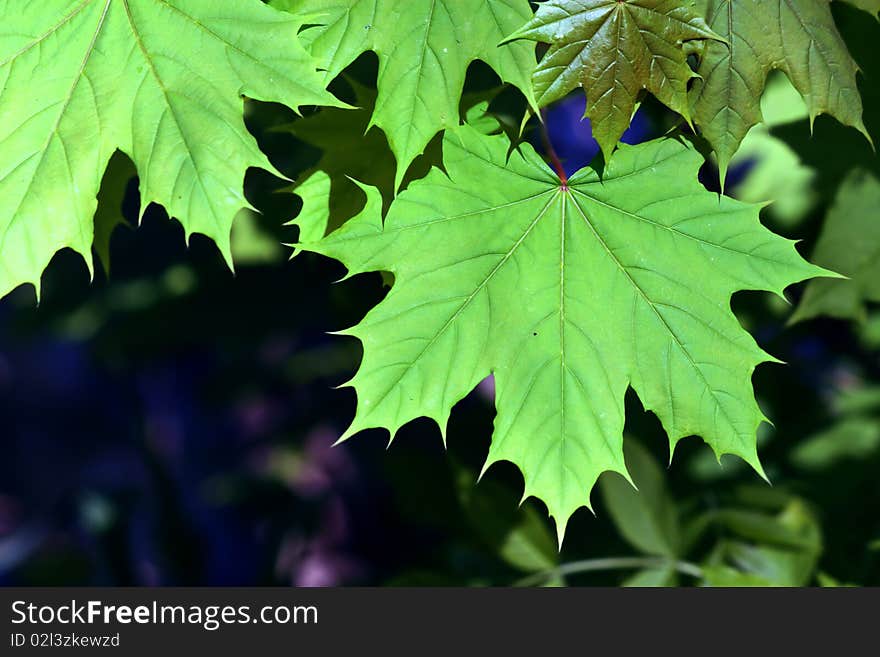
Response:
[299,125,826,541]
[275,0,537,187]
[0,0,340,298]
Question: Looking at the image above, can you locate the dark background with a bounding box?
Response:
[0,4,877,587]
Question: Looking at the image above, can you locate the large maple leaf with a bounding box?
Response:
[299,125,828,542]
[691,0,870,183]
[273,0,538,187]
[506,0,719,160]
[0,0,341,298]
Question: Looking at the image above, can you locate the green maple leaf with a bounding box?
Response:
[506,0,719,159]
[299,125,826,542]
[691,0,870,183]
[273,0,537,187]
[0,0,341,299]
[791,169,880,324]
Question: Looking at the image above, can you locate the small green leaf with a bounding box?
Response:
[230,210,284,266]
[457,470,559,573]
[727,75,817,228]
[701,564,775,587]
[770,4,878,200]
[835,386,880,415]
[791,418,880,470]
[703,501,822,586]
[839,0,880,18]
[290,171,334,256]
[816,572,857,587]
[285,80,445,241]
[706,506,820,552]
[599,439,680,557]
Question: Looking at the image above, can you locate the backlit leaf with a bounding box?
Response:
[0,0,340,298]
[299,125,826,541]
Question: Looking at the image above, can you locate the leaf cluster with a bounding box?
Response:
[1,0,876,547]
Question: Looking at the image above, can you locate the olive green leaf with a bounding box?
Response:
[0,0,341,299]
[726,74,817,229]
[792,417,880,470]
[691,0,869,184]
[600,439,681,558]
[299,125,826,542]
[286,84,500,249]
[506,0,719,159]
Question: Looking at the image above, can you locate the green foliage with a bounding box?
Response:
[599,440,680,558]
[518,442,833,586]
[273,0,537,186]
[691,0,869,182]
[791,169,880,323]
[701,499,823,586]
[284,79,461,238]
[299,125,825,541]
[287,83,400,234]
[508,0,718,159]
[456,467,560,575]
[793,417,880,470]
[791,385,880,469]
[1,0,876,576]
[0,0,339,298]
